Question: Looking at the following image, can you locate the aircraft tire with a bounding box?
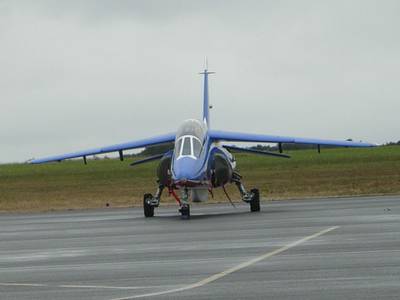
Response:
[180,205,190,219]
[250,188,260,212]
[143,193,154,217]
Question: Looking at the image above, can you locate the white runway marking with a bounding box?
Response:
[0,283,48,287]
[58,285,155,290]
[0,282,156,290]
[111,226,340,300]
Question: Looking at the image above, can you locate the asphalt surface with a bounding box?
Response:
[1,196,400,300]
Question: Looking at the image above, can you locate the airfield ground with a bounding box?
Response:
[1,196,399,300]
[0,146,399,212]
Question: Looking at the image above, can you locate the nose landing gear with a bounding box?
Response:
[161,186,191,219]
[178,188,190,219]
[179,204,190,219]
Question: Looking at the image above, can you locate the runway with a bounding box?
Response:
[1,196,400,299]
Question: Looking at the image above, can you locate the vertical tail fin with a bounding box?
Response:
[200,57,214,127]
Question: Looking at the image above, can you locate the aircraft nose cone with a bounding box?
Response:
[173,157,199,180]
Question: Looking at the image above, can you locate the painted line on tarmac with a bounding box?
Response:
[111,226,340,300]
[0,282,157,290]
[0,283,48,287]
[58,285,155,290]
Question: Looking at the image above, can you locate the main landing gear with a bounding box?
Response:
[143,184,163,218]
[143,174,260,218]
[232,172,260,212]
[143,194,155,217]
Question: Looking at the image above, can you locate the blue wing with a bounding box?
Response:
[31,133,176,164]
[209,130,376,147]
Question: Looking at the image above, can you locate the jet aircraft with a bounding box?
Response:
[32,63,375,218]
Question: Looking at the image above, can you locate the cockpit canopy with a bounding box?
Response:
[175,119,207,159]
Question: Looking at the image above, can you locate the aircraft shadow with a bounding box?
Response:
[154,206,289,221]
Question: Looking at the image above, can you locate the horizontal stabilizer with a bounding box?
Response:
[223,145,290,158]
[129,153,165,167]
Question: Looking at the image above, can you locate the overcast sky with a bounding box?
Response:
[1,0,399,163]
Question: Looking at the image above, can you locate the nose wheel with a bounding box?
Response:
[179,204,190,219]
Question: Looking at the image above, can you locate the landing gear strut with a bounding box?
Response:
[232,172,260,212]
[179,188,190,219]
[168,187,190,219]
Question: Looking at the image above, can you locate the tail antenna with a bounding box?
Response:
[200,56,214,75]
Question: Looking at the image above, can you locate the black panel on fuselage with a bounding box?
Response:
[211,152,233,187]
[157,154,172,185]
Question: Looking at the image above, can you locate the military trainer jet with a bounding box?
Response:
[31,63,375,218]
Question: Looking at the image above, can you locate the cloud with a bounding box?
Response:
[1,0,399,162]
